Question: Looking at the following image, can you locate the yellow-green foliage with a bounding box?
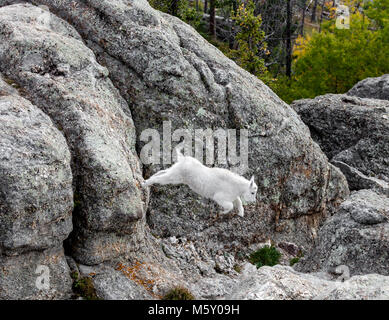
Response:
[162,286,195,300]
[228,0,270,81]
[364,0,389,28]
[149,0,202,29]
[272,0,389,104]
[148,0,170,13]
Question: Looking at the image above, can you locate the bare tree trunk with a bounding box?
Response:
[286,0,292,78]
[171,0,179,16]
[209,0,216,40]
[232,0,238,14]
[319,0,325,32]
[311,0,318,22]
[204,0,208,13]
[300,0,307,35]
[229,0,237,49]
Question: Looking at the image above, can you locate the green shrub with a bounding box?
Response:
[289,257,300,266]
[149,0,202,29]
[229,0,269,82]
[180,5,203,29]
[70,271,79,280]
[73,275,100,300]
[162,286,195,300]
[249,245,281,268]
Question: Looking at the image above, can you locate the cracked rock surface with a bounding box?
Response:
[347,74,389,101]
[229,264,389,300]
[0,3,147,266]
[295,189,389,276]
[0,74,73,299]
[292,94,389,192]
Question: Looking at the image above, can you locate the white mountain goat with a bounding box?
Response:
[143,147,257,217]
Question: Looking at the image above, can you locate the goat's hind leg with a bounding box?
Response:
[143,169,167,187]
[143,168,180,187]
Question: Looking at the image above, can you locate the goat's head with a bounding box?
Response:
[242,176,257,203]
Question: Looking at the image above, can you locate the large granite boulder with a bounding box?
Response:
[228,264,389,300]
[3,0,351,255]
[0,3,147,265]
[347,74,389,101]
[292,94,389,191]
[0,75,73,299]
[295,189,389,276]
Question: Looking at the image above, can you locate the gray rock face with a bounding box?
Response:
[348,74,389,101]
[63,233,238,300]
[292,94,389,190]
[93,267,154,300]
[331,160,388,195]
[12,0,350,254]
[0,75,73,299]
[295,189,389,276]
[0,4,147,265]
[291,90,389,281]
[228,264,389,300]
[0,93,73,254]
[0,247,72,300]
[0,76,18,96]
[119,233,239,300]
[228,264,333,300]
[314,273,389,300]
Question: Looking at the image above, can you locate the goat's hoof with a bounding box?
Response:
[210,213,220,223]
[141,181,149,188]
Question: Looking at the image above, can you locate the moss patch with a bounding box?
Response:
[162,287,195,300]
[233,264,242,273]
[72,273,100,300]
[3,77,20,89]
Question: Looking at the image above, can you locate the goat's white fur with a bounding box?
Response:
[143,147,257,217]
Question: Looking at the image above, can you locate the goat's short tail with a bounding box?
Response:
[175,146,185,162]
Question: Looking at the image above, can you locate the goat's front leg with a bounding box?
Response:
[213,193,234,215]
[234,197,244,217]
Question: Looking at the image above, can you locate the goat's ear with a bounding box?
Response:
[249,175,255,186]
